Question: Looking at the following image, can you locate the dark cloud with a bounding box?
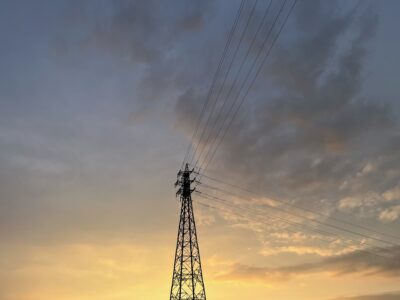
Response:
[83,0,213,63]
[174,0,400,224]
[81,0,217,110]
[216,246,400,282]
[331,292,400,300]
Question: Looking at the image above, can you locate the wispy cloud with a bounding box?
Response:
[215,246,400,282]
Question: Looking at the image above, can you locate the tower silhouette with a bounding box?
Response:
[170,164,206,300]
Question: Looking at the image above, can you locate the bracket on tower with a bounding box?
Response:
[174,164,197,198]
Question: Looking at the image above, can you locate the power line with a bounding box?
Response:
[198,184,400,247]
[192,0,274,168]
[197,191,341,239]
[196,0,283,171]
[197,189,400,247]
[194,198,397,262]
[196,198,336,239]
[195,171,400,242]
[189,0,260,167]
[199,0,297,176]
[195,192,397,259]
[181,0,245,170]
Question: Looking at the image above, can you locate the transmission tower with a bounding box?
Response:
[170,163,206,300]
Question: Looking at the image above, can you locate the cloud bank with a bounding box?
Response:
[215,246,400,282]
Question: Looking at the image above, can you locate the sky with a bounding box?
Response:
[0,1,400,300]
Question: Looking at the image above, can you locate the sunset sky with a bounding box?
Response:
[1,1,400,300]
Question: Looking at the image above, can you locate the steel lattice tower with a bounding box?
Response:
[170,164,206,300]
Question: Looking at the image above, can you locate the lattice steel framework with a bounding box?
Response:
[170,164,206,300]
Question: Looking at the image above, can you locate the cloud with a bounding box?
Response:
[338,185,400,219]
[54,0,219,124]
[0,242,172,300]
[83,0,213,64]
[174,0,400,226]
[338,192,388,211]
[330,291,400,300]
[379,205,400,223]
[383,185,400,202]
[215,246,400,282]
[65,1,398,222]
